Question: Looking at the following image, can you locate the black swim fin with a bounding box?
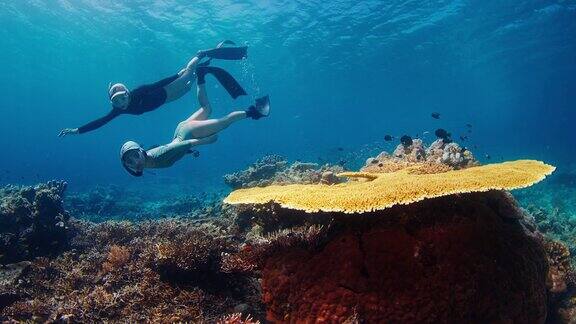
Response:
[199,46,248,60]
[196,66,247,99]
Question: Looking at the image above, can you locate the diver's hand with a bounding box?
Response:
[196,50,207,59]
[58,128,79,137]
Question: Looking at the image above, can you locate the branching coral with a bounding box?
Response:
[225,160,555,213]
[152,230,234,284]
[216,313,260,324]
[0,218,265,322]
[102,245,131,274]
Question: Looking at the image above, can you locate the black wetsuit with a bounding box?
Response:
[78,74,180,134]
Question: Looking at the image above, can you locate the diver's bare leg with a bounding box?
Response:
[187,83,212,121]
[188,111,247,138]
[164,56,200,102]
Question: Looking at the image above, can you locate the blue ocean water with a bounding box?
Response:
[0,0,575,195]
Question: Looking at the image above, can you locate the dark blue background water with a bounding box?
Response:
[0,1,575,193]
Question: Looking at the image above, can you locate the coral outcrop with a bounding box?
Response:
[224,155,345,189]
[364,138,477,174]
[426,139,476,168]
[223,152,557,322]
[392,138,427,162]
[225,160,555,213]
[0,181,69,264]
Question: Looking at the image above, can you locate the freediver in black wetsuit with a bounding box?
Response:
[58,41,248,136]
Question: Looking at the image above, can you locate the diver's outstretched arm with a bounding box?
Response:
[59,109,120,137]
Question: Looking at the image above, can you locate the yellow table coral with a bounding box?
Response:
[224,160,555,213]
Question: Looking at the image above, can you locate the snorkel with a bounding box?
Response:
[120,141,146,177]
[108,83,130,109]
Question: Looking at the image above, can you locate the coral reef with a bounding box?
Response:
[0,181,69,264]
[0,149,570,323]
[230,191,549,322]
[225,160,555,213]
[0,217,264,322]
[223,155,345,189]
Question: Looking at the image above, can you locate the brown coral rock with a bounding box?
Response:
[259,193,548,323]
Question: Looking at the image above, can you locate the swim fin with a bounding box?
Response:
[199,46,248,60]
[196,66,247,99]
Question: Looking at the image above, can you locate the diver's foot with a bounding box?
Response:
[246,95,270,120]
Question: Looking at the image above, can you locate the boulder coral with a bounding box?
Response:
[0,181,69,264]
[232,192,549,323]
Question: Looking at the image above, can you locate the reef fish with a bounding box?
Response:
[431,112,441,119]
[435,128,452,143]
[384,135,394,142]
[400,135,413,147]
